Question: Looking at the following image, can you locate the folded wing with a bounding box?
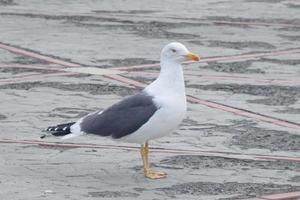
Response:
[79,92,158,139]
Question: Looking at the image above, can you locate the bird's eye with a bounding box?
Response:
[171,49,176,53]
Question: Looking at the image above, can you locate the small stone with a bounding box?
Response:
[44,190,54,194]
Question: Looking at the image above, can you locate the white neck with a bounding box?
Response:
[145,59,185,96]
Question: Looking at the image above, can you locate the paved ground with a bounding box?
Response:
[0,0,300,200]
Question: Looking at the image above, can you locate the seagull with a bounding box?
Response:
[44,42,200,179]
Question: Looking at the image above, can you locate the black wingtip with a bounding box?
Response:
[44,122,75,137]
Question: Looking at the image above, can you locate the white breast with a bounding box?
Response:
[120,92,186,143]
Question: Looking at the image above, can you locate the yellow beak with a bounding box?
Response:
[185,52,200,61]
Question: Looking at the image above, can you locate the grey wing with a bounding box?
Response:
[79,92,158,139]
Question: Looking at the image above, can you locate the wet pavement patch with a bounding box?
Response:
[0,67,56,74]
[186,120,300,151]
[157,182,300,199]
[206,40,276,50]
[6,55,49,65]
[248,96,297,106]
[189,84,300,106]
[202,60,265,74]
[111,20,200,40]
[286,3,300,9]
[277,26,300,32]
[260,58,300,66]
[275,107,300,114]
[245,0,285,3]
[71,19,200,40]
[126,75,155,85]
[0,82,137,96]
[207,16,300,25]
[188,40,205,46]
[87,191,139,198]
[236,130,299,150]
[158,155,300,171]
[229,120,300,151]
[92,9,159,14]
[278,34,300,42]
[0,0,14,6]
[0,114,6,120]
[20,144,79,151]
[290,176,300,183]
[0,13,102,21]
[92,58,157,68]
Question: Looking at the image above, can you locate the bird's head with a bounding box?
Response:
[160,42,200,63]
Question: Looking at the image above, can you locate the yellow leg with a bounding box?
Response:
[140,142,166,179]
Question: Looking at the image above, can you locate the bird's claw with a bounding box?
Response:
[144,169,167,179]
